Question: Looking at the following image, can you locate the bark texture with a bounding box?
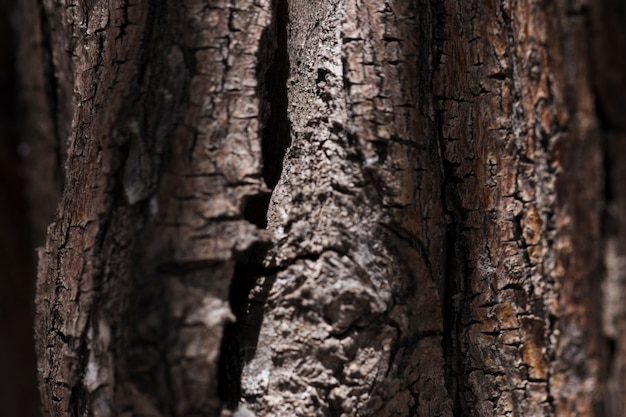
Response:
[432,1,601,416]
[239,1,611,416]
[240,0,451,416]
[32,0,272,416]
[19,0,626,416]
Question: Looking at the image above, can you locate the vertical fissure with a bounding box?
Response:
[217,0,290,408]
[218,243,272,408]
[595,63,624,417]
[438,124,471,417]
[589,1,626,414]
[37,0,65,191]
[430,4,471,414]
[259,0,291,190]
[0,0,41,414]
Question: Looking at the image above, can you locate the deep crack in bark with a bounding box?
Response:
[217,0,290,408]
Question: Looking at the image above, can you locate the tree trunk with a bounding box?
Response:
[14,0,626,416]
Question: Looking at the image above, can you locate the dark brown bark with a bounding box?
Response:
[12,0,626,416]
[432,2,602,415]
[28,1,272,416]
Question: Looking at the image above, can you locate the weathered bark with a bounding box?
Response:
[432,2,602,415]
[14,0,626,417]
[238,0,609,416]
[29,0,272,416]
[240,0,450,415]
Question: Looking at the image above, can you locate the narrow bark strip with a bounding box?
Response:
[241,1,451,415]
[433,1,603,416]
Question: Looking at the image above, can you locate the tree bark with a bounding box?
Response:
[29,1,272,416]
[591,1,626,416]
[15,0,626,416]
[239,0,450,415]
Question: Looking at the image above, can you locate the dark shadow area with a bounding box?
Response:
[591,2,626,416]
[258,0,291,189]
[0,0,41,416]
[217,243,274,407]
[243,192,272,229]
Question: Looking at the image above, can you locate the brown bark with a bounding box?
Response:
[240,0,450,415]
[432,1,602,415]
[14,0,626,417]
[237,0,610,416]
[29,0,271,416]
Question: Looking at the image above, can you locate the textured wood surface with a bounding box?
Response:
[20,0,626,416]
[240,0,450,415]
[431,1,602,416]
[32,1,271,415]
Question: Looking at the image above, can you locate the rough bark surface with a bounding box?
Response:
[32,0,271,416]
[20,0,626,416]
[432,1,602,416]
[241,0,450,416]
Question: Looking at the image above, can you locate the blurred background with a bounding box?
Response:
[0,0,41,415]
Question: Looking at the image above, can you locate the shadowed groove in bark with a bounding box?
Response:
[217,0,290,408]
[259,0,290,189]
[1,0,17,127]
[0,0,41,413]
[36,0,64,192]
[430,4,469,414]
[218,242,271,408]
[437,111,471,417]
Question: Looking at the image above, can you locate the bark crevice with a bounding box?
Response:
[258,0,290,190]
[36,0,64,191]
[218,0,290,409]
[437,121,471,417]
[431,6,471,413]
[591,2,626,414]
